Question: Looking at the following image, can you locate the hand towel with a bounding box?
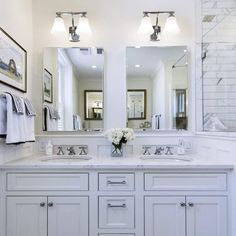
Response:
[5,94,26,144]
[0,95,7,135]
[23,98,36,116]
[6,92,24,114]
[43,106,58,131]
[73,115,82,131]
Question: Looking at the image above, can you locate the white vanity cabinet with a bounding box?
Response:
[7,196,88,236]
[145,196,227,236]
[1,167,231,236]
[5,172,89,236]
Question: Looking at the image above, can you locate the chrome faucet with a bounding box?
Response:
[154,146,164,155]
[67,146,76,155]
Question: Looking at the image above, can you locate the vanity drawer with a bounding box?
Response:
[144,173,227,191]
[99,173,135,191]
[98,196,135,229]
[7,173,89,191]
[99,234,135,236]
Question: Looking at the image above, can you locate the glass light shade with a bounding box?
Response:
[51,16,66,34]
[163,15,180,35]
[138,15,154,35]
[76,16,92,35]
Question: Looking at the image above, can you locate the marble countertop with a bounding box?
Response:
[0,154,234,170]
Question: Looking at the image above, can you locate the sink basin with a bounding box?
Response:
[40,155,93,162]
[140,155,192,162]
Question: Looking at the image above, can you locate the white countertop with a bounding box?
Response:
[0,154,234,170]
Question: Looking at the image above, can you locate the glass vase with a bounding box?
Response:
[111,144,123,157]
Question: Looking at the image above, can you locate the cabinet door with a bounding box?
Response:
[6,196,47,236]
[187,196,227,236]
[48,196,88,236]
[145,196,186,236]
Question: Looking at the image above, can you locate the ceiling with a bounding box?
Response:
[65,47,104,79]
[126,46,187,78]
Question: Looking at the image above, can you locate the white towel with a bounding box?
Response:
[5,94,26,144]
[152,115,157,130]
[22,98,35,142]
[73,115,82,131]
[0,95,7,135]
[44,106,58,131]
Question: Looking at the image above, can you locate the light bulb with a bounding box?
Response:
[163,14,180,35]
[51,15,66,34]
[138,14,153,35]
[76,15,92,35]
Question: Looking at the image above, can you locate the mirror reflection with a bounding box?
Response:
[43,47,104,132]
[126,46,188,131]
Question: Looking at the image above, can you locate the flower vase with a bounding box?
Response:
[111,144,123,157]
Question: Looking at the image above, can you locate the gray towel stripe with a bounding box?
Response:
[24,98,36,116]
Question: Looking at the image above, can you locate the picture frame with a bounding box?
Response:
[127,89,146,120]
[0,27,27,92]
[84,90,103,120]
[43,68,53,103]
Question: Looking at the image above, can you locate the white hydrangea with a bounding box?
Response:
[104,128,135,145]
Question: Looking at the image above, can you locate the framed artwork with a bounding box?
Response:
[84,90,103,120]
[0,27,27,92]
[127,89,146,120]
[43,69,53,103]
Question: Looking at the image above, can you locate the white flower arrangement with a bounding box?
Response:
[104,128,135,149]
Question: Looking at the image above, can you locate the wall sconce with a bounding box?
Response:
[51,12,92,42]
[138,11,180,41]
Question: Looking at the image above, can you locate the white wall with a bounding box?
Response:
[32,0,196,133]
[0,0,34,163]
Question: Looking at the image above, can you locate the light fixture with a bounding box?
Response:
[138,11,180,41]
[91,65,97,69]
[51,12,91,42]
[135,64,141,68]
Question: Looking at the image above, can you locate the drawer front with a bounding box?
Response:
[99,234,135,236]
[99,173,135,191]
[144,173,227,191]
[99,196,135,229]
[7,173,89,191]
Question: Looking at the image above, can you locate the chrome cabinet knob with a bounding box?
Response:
[188,202,194,207]
[48,202,54,207]
[180,202,186,207]
[40,202,45,207]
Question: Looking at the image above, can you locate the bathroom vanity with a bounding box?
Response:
[0,156,233,236]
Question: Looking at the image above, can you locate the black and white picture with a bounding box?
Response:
[0,27,27,92]
[43,69,53,103]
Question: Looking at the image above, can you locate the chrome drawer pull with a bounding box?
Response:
[40,202,45,207]
[188,202,194,207]
[107,180,126,185]
[107,203,127,208]
[48,202,54,207]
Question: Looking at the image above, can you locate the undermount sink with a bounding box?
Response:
[40,155,93,162]
[140,155,192,162]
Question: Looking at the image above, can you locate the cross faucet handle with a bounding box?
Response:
[165,146,174,155]
[143,146,151,155]
[57,146,64,155]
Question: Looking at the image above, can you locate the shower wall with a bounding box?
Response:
[202,0,236,131]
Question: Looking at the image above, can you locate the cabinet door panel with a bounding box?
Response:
[145,196,185,236]
[7,196,47,236]
[187,196,227,236]
[48,196,88,236]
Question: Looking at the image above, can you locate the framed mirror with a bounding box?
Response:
[43,47,104,132]
[127,89,146,120]
[126,46,188,131]
[84,90,103,120]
